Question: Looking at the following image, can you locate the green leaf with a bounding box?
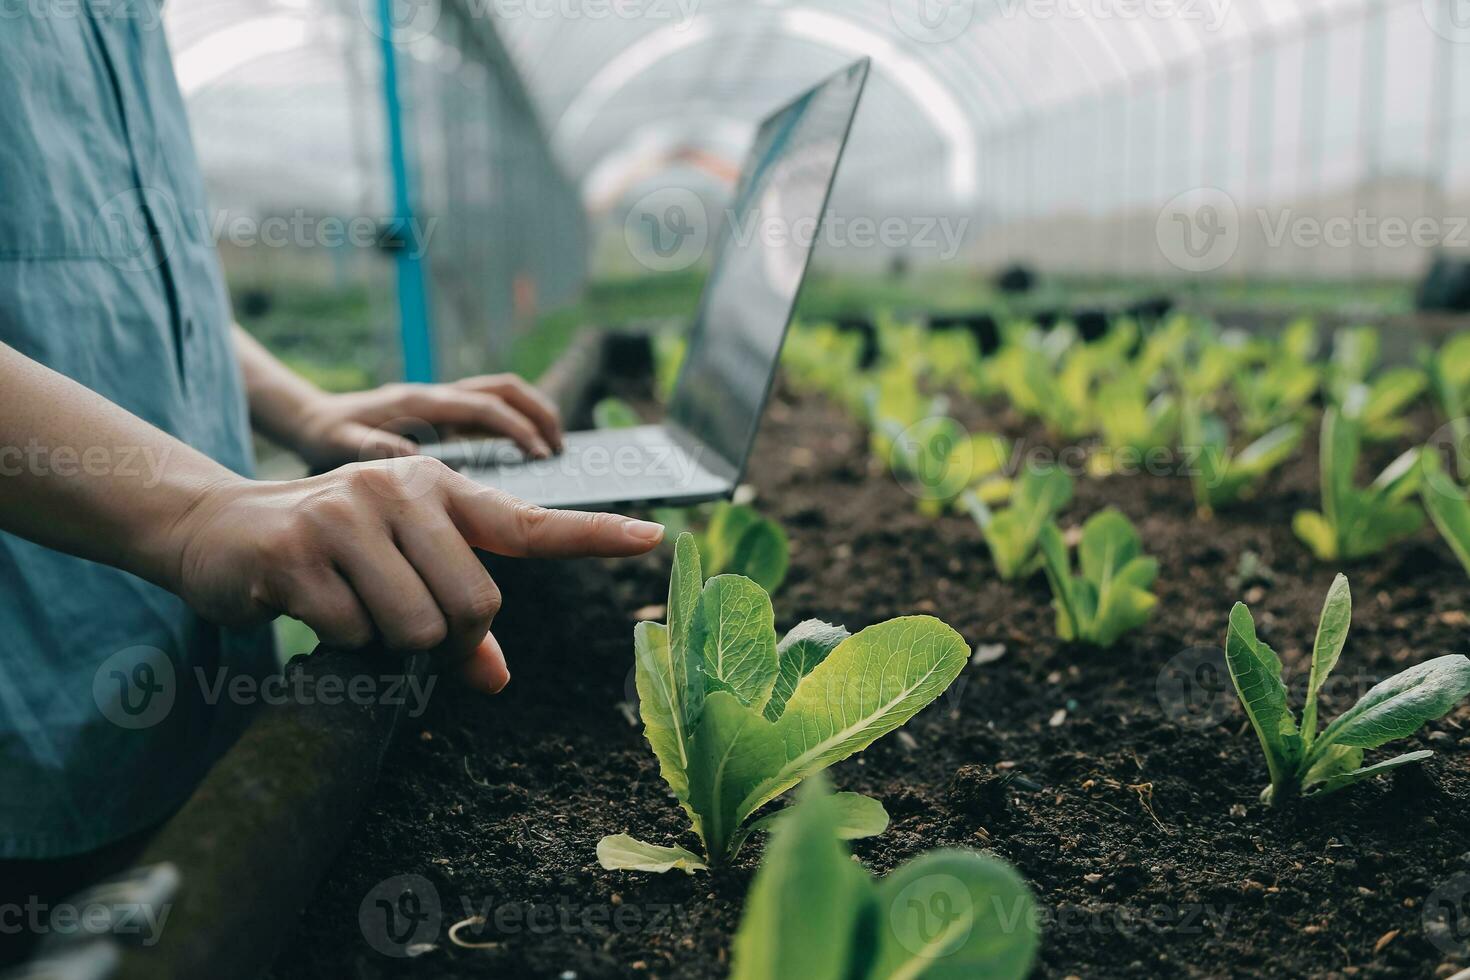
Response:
[1078,509,1143,585]
[703,504,760,575]
[728,780,870,980]
[685,692,786,862]
[1371,447,1424,501]
[1421,451,1470,577]
[1035,509,1158,648]
[592,397,641,430]
[1302,574,1351,746]
[1293,510,1338,560]
[1038,522,1079,641]
[593,399,640,429]
[867,850,1040,980]
[732,791,891,857]
[633,623,694,801]
[1012,465,1073,531]
[1309,654,1470,758]
[1233,422,1304,482]
[732,521,790,593]
[765,620,851,722]
[596,834,707,874]
[1303,750,1435,798]
[1362,367,1427,439]
[1319,407,1360,536]
[691,575,779,711]
[1301,742,1363,789]
[668,533,704,681]
[1224,602,1303,799]
[733,618,969,848]
[973,465,1072,581]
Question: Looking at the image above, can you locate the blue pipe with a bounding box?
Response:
[377,0,435,383]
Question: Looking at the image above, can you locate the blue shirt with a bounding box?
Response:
[0,3,277,858]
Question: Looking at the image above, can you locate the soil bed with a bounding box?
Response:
[271,380,1470,980]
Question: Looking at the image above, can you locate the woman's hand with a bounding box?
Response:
[292,374,566,470]
[164,456,662,692]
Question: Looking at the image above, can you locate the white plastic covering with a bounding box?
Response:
[166,0,1470,291]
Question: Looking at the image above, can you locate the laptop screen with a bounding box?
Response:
[667,59,869,473]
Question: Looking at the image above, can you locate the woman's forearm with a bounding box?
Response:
[232,325,329,453]
[0,341,236,590]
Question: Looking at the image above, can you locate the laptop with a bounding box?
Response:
[430,58,870,510]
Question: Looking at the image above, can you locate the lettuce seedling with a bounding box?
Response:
[1037,509,1158,648]
[697,502,790,593]
[1423,331,1470,479]
[1183,403,1303,515]
[1293,397,1423,560]
[729,777,1038,980]
[884,418,1009,516]
[1225,574,1470,805]
[1089,370,1179,476]
[599,534,970,872]
[1235,360,1319,437]
[992,341,1095,440]
[592,397,641,430]
[783,321,867,411]
[1327,328,1427,442]
[1421,451,1470,579]
[965,464,1074,580]
[865,365,946,463]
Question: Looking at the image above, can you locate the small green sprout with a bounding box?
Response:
[782,320,867,410]
[1089,370,1178,477]
[1225,574,1470,805]
[1293,396,1423,561]
[965,464,1074,580]
[1423,331,1470,479]
[884,418,1009,516]
[1421,450,1470,580]
[1327,327,1427,442]
[729,777,1039,980]
[1183,402,1303,516]
[697,502,790,593]
[1038,509,1158,648]
[599,535,970,872]
[1231,321,1320,437]
[592,397,641,430]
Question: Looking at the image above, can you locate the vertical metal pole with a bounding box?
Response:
[1355,0,1387,281]
[1299,15,1329,281]
[1245,35,1278,279]
[379,0,436,383]
[1426,1,1454,244]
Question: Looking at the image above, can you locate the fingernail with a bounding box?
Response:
[490,671,510,695]
[532,441,552,460]
[623,519,665,544]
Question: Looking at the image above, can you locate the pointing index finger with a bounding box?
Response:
[445,480,664,558]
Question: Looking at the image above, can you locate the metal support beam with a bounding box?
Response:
[378,0,436,383]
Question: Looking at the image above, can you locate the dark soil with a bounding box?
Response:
[270,381,1470,980]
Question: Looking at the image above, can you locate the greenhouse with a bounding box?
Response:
[2,0,1470,978]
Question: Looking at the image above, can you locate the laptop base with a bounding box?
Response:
[440,426,733,510]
